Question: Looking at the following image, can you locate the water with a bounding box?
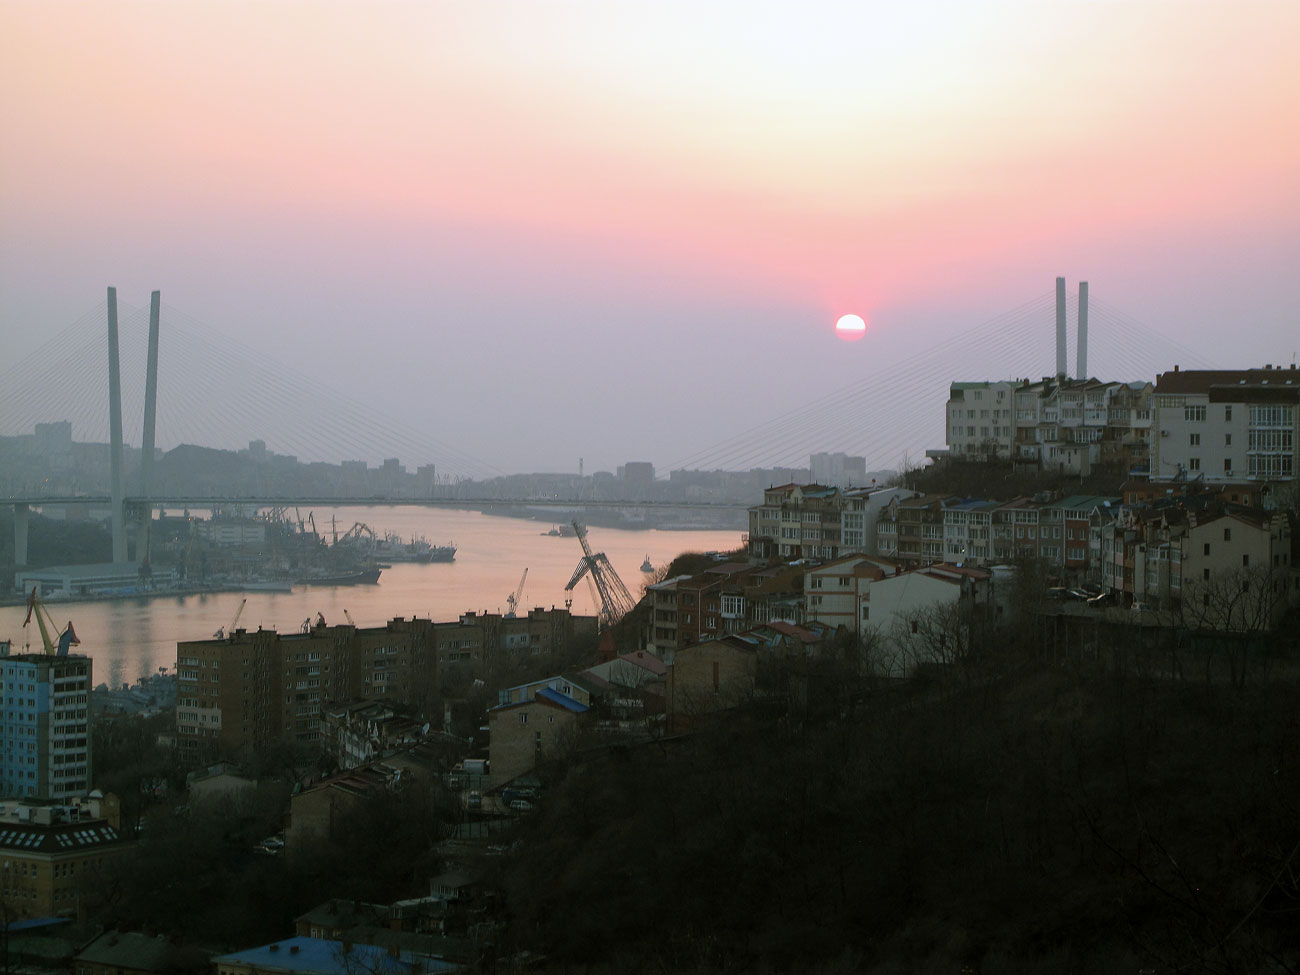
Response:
[1,507,743,690]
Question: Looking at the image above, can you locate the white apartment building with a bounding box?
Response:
[1151,366,1299,483]
[946,382,1016,459]
[803,555,901,635]
[841,487,914,555]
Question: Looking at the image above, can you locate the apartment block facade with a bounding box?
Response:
[1150,366,1299,483]
[176,608,595,761]
[0,647,91,800]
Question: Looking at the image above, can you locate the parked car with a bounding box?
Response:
[467,791,482,810]
[1067,588,1091,601]
[1087,592,1112,607]
[509,799,534,812]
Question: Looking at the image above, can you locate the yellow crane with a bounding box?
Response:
[21,587,80,656]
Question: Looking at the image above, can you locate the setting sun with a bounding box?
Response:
[835,313,867,342]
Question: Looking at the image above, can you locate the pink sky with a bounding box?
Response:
[2,1,1298,473]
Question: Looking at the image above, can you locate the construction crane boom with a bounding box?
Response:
[21,588,80,656]
[564,520,637,627]
[506,568,528,618]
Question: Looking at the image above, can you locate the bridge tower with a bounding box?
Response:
[107,287,127,563]
[138,291,161,569]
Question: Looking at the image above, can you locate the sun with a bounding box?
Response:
[834,313,867,342]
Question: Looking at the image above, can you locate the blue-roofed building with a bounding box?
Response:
[488,688,589,785]
[213,936,459,975]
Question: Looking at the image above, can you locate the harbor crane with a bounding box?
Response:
[505,568,528,618]
[21,588,80,656]
[214,597,247,640]
[564,520,637,627]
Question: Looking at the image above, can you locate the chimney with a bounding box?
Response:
[1056,277,1067,378]
[1076,281,1088,380]
[1174,364,1180,373]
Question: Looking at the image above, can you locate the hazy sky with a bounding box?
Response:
[2,1,1298,474]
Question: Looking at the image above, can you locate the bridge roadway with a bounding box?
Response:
[4,495,748,510]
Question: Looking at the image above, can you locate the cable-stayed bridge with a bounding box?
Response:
[2,283,1213,563]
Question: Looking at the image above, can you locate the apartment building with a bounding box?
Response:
[878,496,956,565]
[0,647,91,800]
[1096,501,1295,626]
[1150,365,1299,483]
[0,792,128,919]
[665,561,806,651]
[747,484,847,560]
[942,499,1001,563]
[176,608,594,762]
[946,381,1017,459]
[803,555,901,635]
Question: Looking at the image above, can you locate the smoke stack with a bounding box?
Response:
[1055,277,1067,379]
[1077,281,1088,380]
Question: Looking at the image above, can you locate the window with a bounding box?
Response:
[1225,434,1232,446]
[1243,554,1250,568]
[1203,568,1210,581]
[1189,458,1200,471]
[861,606,870,620]
[518,713,528,724]
[911,620,918,634]
[1225,458,1233,474]
[1204,543,1211,556]
[1185,405,1206,422]
[1225,406,1232,421]
[1224,528,1232,541]
[1189,433,1200,446]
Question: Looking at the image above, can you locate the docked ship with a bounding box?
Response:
[428,543,456,563]
[297,567,382,586]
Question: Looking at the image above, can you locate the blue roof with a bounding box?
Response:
[213,937,458,974]
[535,687,589,712]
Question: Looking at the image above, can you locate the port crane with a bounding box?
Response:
[505,568,528,618]
[564,520,637,627]
[214,597,247,640]
[21,587,80,656]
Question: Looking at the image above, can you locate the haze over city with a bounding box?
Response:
[2,1,1298,473]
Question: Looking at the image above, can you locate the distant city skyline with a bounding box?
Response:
[2,1,1297,473]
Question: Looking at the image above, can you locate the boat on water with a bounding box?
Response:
[297,568,382,586]
[428,544,456,563]
[640,555,653,572]
[241,580,294,594]
[373,532,437,563]
[544,524,574,537]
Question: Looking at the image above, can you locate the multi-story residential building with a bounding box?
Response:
[1095,500,1294,626]
[176,608,595,762]
[878,495,957,565]
[803,555,901,635]
[841,486,914,554]
[1150,365,1299,483]
[945,382,1017,459]
[0,645,91,800]
[645,574,689,655]
[942,499,1000,563]
[1102,382,1154,472]
[488,689,588,784]
[747,484,847,560]
[0,792,129,919]
[990,497,1045,562]
[665,561,806,651]
[862,564,993,676]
